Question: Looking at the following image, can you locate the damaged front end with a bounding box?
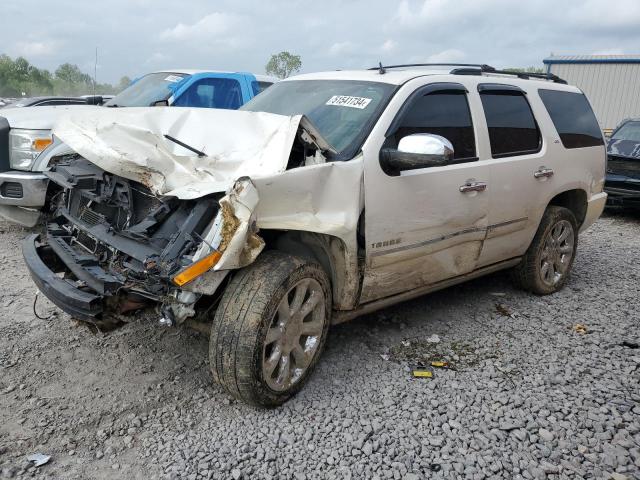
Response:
[23,156,262,328]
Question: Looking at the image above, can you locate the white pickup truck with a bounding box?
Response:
[23,64,606,406]
[0,70,275,226]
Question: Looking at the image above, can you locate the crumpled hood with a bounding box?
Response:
[52,107,303,199]
[608,138,640,159]
[1,105,101,130]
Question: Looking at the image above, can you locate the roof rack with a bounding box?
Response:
[369,63,567,84]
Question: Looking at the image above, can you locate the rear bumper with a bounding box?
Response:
[0,170,48,207]
[580,192,607,232]
[22,233,104,321]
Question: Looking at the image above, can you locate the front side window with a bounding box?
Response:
[105,73,189,107]
[241,80,395,159]
[480,89,541,158]
[538,89,603,149]
[390,90,476,161]
[173,78,243,110]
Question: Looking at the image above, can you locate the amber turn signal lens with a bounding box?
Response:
[172,251,222,287]
[32,138,53,151]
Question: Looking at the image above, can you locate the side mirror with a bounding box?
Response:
[380,134,454,175]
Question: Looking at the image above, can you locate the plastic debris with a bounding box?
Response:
[27,453,51,467]
[426,334,441,344]
[412,369,433,378]
[573,323,588,334]
[380,354,390,361]
[401,340,411,347]
[431,361,449,368]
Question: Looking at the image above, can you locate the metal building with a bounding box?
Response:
[543,55,640,135]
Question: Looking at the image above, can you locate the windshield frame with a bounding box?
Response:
[240,79,399,161]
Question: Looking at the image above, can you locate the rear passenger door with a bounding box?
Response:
[475,84,553,267]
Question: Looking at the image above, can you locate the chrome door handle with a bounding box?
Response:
[459,181,487,193]
[534,167,554,178]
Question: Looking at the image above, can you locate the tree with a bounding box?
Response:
[265,51,302,79]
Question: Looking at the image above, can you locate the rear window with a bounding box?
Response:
[538,89,603,149]
[480,90,541,158]
[251,81,273,96]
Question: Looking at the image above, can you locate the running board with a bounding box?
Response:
[331,257,522,325]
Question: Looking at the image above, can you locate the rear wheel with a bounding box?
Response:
[209,251,331,407]
[512,206,578,295]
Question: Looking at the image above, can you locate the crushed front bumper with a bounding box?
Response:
[22,233,104,321]
[604,174,640,207]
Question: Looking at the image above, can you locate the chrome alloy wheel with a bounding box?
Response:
[262,278,326,391]
[539,219,574,287]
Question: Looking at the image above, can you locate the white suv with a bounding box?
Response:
[23,64,607,406]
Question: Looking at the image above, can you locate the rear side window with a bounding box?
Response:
[538,89,603,149]
[251,81,273,96]
[480,90,541,158]
[392,91,476,161]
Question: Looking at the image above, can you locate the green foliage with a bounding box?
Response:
[265,51,302,79]
[0,54,124,98]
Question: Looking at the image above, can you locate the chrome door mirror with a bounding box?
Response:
[380,134,455,175]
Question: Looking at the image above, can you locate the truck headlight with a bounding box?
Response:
[9,129,53,170]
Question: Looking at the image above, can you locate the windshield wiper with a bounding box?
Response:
[164,134,206,157]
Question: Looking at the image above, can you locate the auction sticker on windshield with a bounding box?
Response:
[164,75,184,83]
[326,95,372,109]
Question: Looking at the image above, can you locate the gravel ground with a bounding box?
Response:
[1,212,639,480]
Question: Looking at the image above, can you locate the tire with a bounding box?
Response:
[511,206,578,295]
[209,251,331,407]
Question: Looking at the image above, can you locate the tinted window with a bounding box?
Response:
[538,89,603,148]
[105,73,188,107]
[393,91,476,160]
[174,78,242,109]
[480,90,540,157]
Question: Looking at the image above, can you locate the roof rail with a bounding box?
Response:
[450,65,567,84]
[368,63,497,71]
[369,62,567,84]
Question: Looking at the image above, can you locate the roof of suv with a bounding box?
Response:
[285,67,580,92]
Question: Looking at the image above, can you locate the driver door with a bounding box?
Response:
[361,81,489,303]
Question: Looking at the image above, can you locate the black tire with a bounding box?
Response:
[511,206,578,295]
[209,251,331,407]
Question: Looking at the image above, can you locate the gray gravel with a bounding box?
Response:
[1,211,639,480]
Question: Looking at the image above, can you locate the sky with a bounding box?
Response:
[2,0,640,84]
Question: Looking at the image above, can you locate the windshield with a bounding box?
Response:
[105,72,189,107]
[611,121,640,142]
[240,80,395,157]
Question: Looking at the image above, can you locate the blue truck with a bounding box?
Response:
[0,70,276,226]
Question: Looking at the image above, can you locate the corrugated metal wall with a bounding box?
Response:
[548,63,640,131]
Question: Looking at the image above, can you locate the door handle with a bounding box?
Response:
[534,167,554,179]
[459,181,487,193]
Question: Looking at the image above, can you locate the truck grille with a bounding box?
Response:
[608,155,640,177]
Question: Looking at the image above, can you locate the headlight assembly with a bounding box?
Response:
[9,129,52,170]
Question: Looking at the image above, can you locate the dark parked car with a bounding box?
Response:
[3,95,110,108]
[605,118,640,208]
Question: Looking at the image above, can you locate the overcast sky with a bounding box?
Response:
[3,0,640,83]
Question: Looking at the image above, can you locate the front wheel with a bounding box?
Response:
[209,251,331,407]
[512,206,578,295]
